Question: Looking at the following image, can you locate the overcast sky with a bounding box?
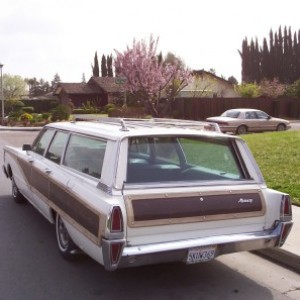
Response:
[1,0,299,84]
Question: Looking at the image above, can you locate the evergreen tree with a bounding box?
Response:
[92,52,100,77]
[82,73,86,83]
[107,55,113,77]
[101,55,107,77]
[240,26,300,84]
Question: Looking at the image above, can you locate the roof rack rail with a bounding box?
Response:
[95,117,221,132]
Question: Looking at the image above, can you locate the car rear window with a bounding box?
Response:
[126,136,246,183]
[222,110,240,118]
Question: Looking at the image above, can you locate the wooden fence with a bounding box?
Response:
[174,97,300,120]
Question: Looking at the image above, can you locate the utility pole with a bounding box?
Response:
[0,63,4,125]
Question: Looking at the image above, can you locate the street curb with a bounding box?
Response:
[0,127,42,131]
[254,248,300,274]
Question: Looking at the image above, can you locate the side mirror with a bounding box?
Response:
[22,144,31,151]
[267,115,271,120]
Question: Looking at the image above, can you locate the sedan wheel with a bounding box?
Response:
[12,177,27,204]
[236,125,247,135]
[55,214,78,260]
[277,124,286,131]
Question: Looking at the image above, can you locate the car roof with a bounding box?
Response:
[45,118,228,141]
[226,108,261,112]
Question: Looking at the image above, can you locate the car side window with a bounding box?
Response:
[63,135,107,179]
[31,128,55,155]
[45,131,69,164]
[246,111,256,119]
[255,111,269,119]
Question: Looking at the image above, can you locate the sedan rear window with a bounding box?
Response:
[221,110,240,118]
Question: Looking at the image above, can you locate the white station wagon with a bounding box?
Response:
[2,118,293,271]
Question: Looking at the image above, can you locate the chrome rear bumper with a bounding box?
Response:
[116,221,293,270]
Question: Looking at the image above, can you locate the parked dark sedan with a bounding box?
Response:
[206,108,291,134]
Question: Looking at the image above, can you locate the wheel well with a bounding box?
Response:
[238,124,248,129]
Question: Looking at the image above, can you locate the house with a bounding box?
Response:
[178,70,239,98]
[54,77,125,107]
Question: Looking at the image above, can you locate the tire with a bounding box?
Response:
[55,214,78,260]
[277,123,286,131]
[12,177,27,204]
[236,125,247,135]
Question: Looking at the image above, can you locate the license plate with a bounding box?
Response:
[186,245,216,264]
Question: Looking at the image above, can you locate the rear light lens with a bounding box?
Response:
[110,206,123,232]
[110,242,123,264]
[280,194,292,221]
[279,222,293,246]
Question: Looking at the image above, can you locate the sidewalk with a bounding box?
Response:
[257,205,300,273]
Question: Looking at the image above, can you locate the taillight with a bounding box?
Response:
[110,243,123,265]
[216,121,229,126]
[280,194,292,221]
[110,206,123,232]
[278,222,293,247]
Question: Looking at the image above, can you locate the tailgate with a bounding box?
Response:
[123,185,266,246]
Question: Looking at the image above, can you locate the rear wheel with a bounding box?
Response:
[55,214,78,260]
[12,177,27,204]
[277,123,286,131]
[236,125,247,135]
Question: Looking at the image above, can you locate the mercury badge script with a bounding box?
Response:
[238,198,253,204]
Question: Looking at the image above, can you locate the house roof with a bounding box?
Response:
[88,77,124,93]
[54,77,124,96]
[54,83,94,95]
[192,70,232,86]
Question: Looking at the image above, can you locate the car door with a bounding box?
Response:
[244,111,259,131]
[255,110,275,131]
[30,129,69,221]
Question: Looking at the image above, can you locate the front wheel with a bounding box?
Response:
[12,177,27,204]
[236,125,247,135]
[277,123,286,131]
[55,214,78,260]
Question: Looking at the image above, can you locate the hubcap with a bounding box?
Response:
[57,217,70,250]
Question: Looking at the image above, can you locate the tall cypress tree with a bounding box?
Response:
[107,55,113,77]
[91,52,100,77]
[240,26,300,84]
[101,55,107,77]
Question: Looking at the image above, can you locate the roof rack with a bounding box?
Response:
[95,117,221,132]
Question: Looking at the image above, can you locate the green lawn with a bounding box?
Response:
[242,131,300,206]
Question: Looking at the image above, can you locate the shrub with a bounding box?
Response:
[104,103,116,113]
[20,113,33,121]
[22,106,35,113]
[235,83,261,98]
[51,104,70,121]
[41,113,50,120]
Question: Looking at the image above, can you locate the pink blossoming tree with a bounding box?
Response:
[114,36,191,117]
